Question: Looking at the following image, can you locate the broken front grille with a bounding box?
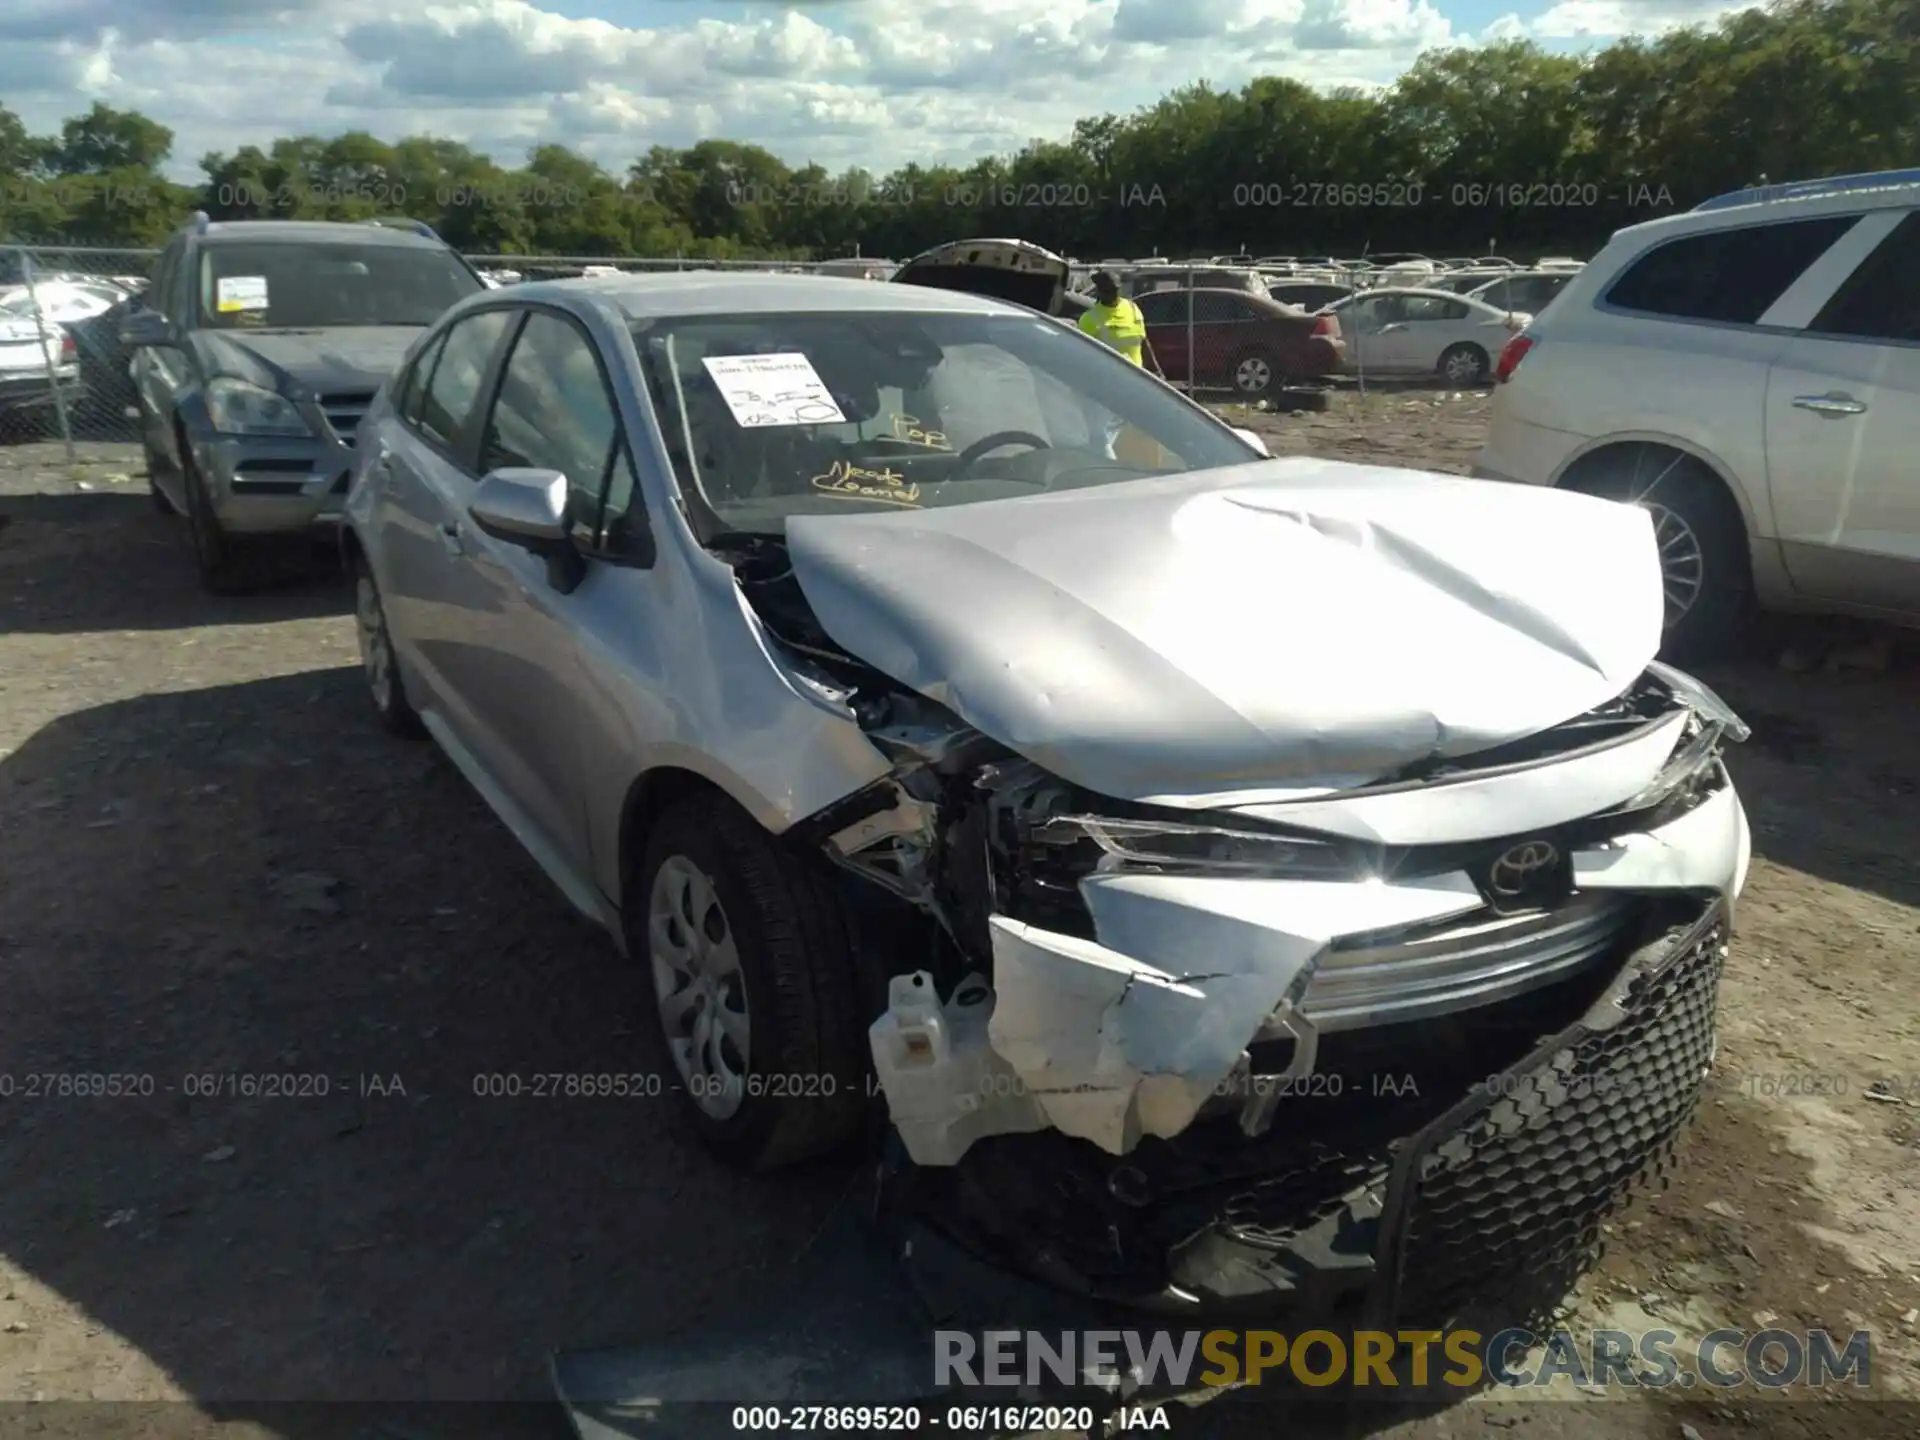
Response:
[1387,914,1726,1326]
[1297,892,1640,1033]
[318,391,377,445]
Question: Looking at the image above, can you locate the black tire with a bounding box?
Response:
[144,433,178,515]
[139,406,177,512]
[352,552,426,738]
[1230,348,1278,398]
[635,795,869,1172]
[1562,449,1750,663]
[177,435,258,594]
[1438,343,1490,386]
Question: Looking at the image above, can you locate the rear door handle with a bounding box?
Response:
[439,522,465,556]
[1792,392,1867,417]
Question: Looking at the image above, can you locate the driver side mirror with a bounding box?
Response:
[119,309,177,348]
[468,468,588,593]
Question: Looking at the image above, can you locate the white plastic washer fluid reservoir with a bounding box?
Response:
[867,970,1047,1165]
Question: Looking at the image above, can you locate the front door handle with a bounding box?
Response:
[439,522,464,556]
[1792,391,1867,417]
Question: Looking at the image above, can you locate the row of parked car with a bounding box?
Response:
[0,269,150,427]
[63,172,1917,1358]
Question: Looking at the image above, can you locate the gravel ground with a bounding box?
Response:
[1,394,1917,1440]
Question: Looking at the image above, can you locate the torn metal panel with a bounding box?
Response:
[983,917,1255,1156]
[784,458,1663,805]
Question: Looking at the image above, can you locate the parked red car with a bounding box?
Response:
[1133,287,1344,397]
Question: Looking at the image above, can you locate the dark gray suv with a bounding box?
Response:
[122,215,484,591]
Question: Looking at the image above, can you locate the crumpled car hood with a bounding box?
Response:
[784,456,1663,805]
[195,326,421,397]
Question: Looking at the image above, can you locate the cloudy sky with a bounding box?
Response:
[2,0,1754,179]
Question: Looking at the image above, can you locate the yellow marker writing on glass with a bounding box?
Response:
[811,460,922,506]
[890,414,950,450]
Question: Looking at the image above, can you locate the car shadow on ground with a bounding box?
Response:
[0,665,861,1422]
[0,490,348,634]
[1700,639,1920,913]
[0,672,1566,1440]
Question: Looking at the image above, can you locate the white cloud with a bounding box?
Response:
[1524,0,1754,40]
[0,0,1744,185]
[1295,0,1450,50]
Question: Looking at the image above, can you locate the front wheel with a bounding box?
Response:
[353,554,425,737]
[1438,343,1490,386]
[1231,349,1277,398]
[636,795,870,1171]
[179,443,258,594]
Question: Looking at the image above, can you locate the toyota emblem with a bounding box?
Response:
[1488,840,1560,896]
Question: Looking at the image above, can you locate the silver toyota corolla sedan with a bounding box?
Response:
[345,273,1750,1318]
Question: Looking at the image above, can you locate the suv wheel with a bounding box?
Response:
[1439,343,1490,386]
[142,410,177,515]
[1564,448,1749,661]
[636,795,869,1172]
[178,440,257,594]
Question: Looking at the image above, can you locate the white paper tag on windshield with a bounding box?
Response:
[701,353,846,428]
[216,276,269,313]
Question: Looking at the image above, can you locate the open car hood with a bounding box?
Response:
[889,238,1070,317]
[784,456,1665,806]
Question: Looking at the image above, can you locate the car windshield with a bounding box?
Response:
[633,309,1259,537]
[197,242,482,330]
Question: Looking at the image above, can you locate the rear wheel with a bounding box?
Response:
[1562,447,1750,662]
[1438,343,1490,386]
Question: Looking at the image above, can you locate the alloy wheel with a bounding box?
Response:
[1644,501,1705,625]
[648,855,751,1120]
[1443,347,1484,384]
[1235,355,1273,394]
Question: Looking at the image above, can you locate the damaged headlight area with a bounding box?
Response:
[1037,814,1357,879]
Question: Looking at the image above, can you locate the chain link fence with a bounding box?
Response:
[0,245,157,454]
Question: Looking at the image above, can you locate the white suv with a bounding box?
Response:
[1476,168,1920,658]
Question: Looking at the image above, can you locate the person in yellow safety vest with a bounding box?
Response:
[1077,270,1147,364]
[1076,270,1149,458]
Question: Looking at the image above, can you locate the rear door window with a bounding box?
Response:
[1604,216,1858,325]
[1807,210,1920,343]
[417,309,514,454]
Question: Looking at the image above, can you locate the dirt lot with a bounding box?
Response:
[2,391,1917,1440]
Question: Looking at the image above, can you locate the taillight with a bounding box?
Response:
[59,334,76,360]
[1494,334,1533,384]
[1311,314,1337,337]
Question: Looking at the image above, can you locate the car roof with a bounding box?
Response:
[1616,167,1920,245]
[192,220,448,248]
[1340,286,1489,302]
[501,272,1033,320]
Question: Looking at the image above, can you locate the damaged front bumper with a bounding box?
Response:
[553,899,1733,1437]
[856,664,1748,1315]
